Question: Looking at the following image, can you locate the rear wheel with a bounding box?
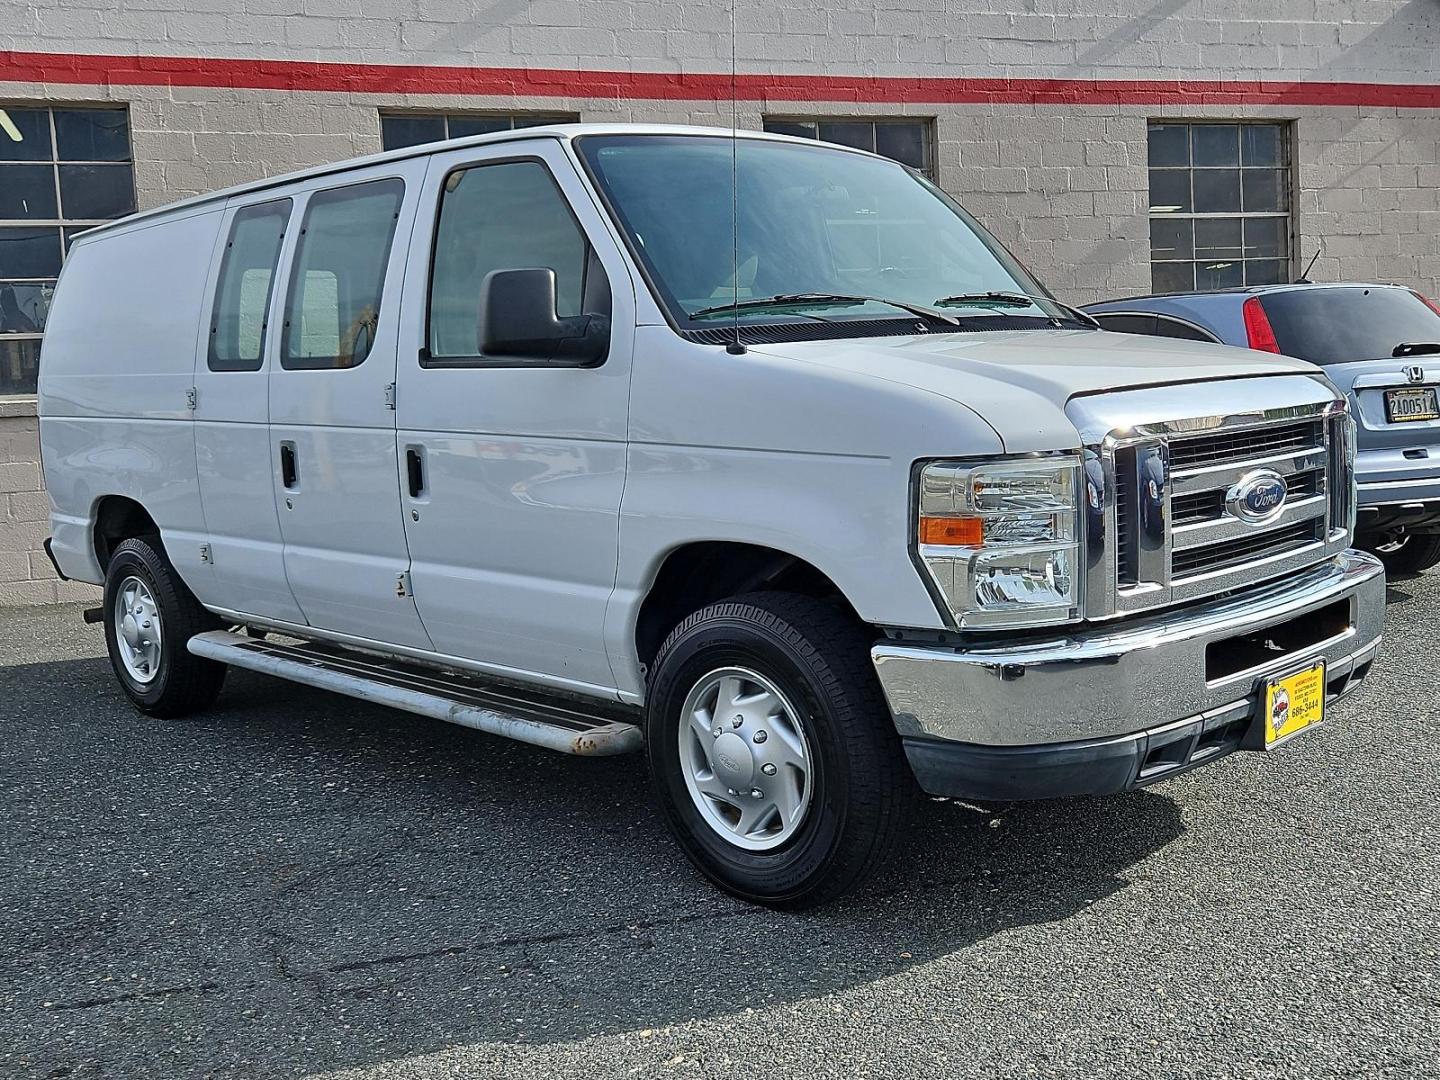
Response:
[103,536,226,717]
[645,592,914,909]
[1361,530,1440,576]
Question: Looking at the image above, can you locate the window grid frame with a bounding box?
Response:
[1146,119,1295,295]
[0,105,136,395]
[760,116,937,180]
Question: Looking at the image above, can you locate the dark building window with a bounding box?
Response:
[0,105,136,395]
[763,118,935,179]
[1147,121,1292,294]
[379,112,579,152]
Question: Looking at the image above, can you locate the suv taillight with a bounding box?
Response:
[1242,296,1281,353]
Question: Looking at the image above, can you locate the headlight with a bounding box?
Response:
[915,457,1082,628]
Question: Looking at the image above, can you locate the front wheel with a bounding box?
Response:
[1360,530,1440,576]
[103,536,226,718]
[645,592,914,909]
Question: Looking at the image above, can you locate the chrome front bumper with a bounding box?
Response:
[872,550,1386,799]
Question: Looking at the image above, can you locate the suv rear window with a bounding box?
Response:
[1259,287,1440,365]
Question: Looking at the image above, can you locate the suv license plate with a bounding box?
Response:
[1385,386,1439,423]
[1263,661,1326,748]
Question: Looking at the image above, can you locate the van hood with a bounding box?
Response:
[753,327,1326,453]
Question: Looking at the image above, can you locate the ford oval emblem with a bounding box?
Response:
[1226,469,1288,524]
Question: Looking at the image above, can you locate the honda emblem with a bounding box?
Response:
[1406,365,1426,384]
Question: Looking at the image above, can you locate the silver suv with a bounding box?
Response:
[1087,283,1440,575]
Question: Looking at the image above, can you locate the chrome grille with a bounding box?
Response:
[1171,489,1224,525]
[1113,447,1137,583]
[1166,421,1329,582]
[1168,419,1325,470]
[1171,471,1324,526]
[1068,376,1355,620]
[1171,520,1325,577]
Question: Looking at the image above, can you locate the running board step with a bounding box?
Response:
[186,631,642,756]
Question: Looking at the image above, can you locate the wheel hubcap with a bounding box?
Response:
[678,667,814,852]
[114,576,162,685]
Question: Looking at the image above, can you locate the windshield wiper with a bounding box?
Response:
[934,290,1036,308]
[933,291,1102,329]
[1394,342,1440,358]
[689,292,959,326]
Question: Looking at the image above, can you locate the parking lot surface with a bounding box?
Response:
[1,577,1437,1080]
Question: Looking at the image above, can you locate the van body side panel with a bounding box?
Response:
[606,330,1002,699]
[265,163,434,648]
[38,210,224,586]
[191,197,307,624]
[393,142,635,694]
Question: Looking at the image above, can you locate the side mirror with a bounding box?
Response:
[477,268,609,366]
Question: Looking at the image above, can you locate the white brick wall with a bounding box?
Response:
[2,1,1435,301]
[3,83,1433,305]
[6,1,1439,83]
[1,0,1438,603]
[0,405,97,607]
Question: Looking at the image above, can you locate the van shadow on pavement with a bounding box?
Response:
[1,651,1184,1078]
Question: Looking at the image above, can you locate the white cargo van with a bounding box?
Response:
[40,125,1385,906]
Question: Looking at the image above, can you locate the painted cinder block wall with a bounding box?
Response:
[1,0,1438,604]
[0,402,94,605]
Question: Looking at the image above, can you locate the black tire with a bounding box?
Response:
[645,592,915,909]
[102,536,226,718]
[1361,531,1440,576]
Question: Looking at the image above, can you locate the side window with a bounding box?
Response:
[426,159,599,364]
[282,178,403,370]
[1152,315,1219,343]
[1093,313,1160,337]
[208,199,291,372]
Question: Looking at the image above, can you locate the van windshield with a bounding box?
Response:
[575,134,1069,332]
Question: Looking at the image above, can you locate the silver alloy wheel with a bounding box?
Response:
[114,575,163,685]
[678,666,814,852]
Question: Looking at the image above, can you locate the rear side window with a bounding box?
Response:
[1095,312,1218,343]
[208,199,290,372]
[426,159,589,364]
[282,178,404,370]
[1259,287,1440,365]
[1152,315,1218,343]
[1094,313,1159,336]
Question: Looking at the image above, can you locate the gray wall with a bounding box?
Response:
[1,0,1438,603]
[0,403,94,605]
[13,1,1439,81]
[3,1,1437,302]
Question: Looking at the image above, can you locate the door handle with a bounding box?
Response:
[405,446,425,499]
[279,441,298,489]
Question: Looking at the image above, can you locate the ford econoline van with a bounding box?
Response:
[40,125,1385,907]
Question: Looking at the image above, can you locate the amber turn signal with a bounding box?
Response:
[918,515,985,546]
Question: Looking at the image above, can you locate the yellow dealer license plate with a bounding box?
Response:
[1264,661,1326,748]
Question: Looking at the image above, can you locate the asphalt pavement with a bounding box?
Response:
[1,575,1436,1079]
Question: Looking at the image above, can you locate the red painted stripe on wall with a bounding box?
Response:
[3,50,1439,108]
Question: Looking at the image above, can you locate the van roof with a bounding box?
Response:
[72,123,882,242]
